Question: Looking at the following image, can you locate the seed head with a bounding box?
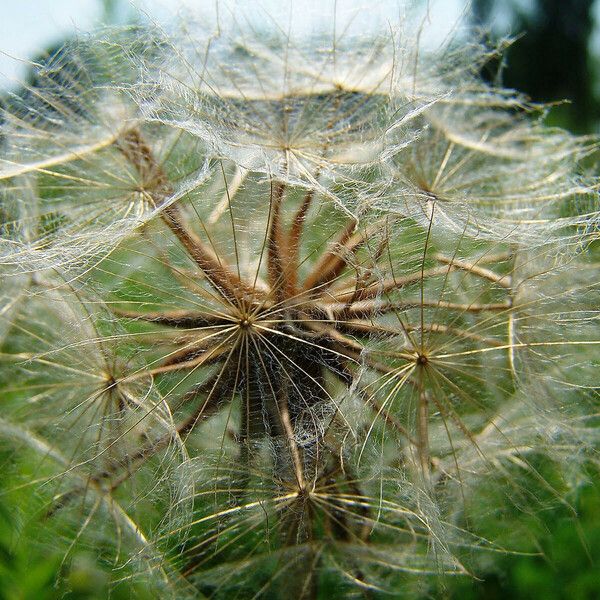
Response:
[0,2,598,598]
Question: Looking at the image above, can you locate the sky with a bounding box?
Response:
[0,0,468,89]
[0,0,100,88]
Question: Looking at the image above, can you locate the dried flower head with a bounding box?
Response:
[0,2,598,598]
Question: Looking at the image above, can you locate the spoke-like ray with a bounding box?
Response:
[249,334,306,489]
[302,218,363,292]
[319,298,511,320]
[111,308,233,328]
[117,128,252,303]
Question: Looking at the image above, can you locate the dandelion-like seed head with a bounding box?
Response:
[0,1,598,598]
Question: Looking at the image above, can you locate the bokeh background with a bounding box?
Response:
[0,1,598,598]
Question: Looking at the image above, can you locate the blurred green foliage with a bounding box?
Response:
[472,0,599,133]
[0,469,145,600]
[440,476,600,600]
